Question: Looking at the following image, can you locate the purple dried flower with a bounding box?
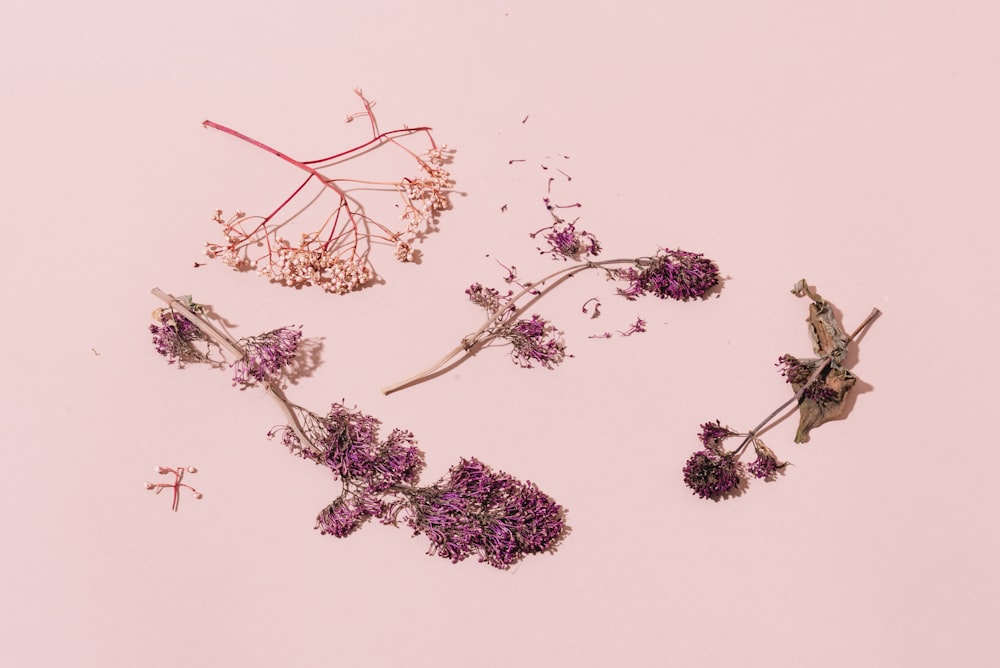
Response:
[466,283,511,314]
[274,403,424,492]
[698,420,737,448]
[682,449,744,500]
[233,326,303,386]
[616,249,719,301]
[149,310,209,366]
[533,220,602,260]
[777,354,838,404]
[506,315,568,369]
[404,458,564,569]
[747,449,782,480]
[315,497,369,538]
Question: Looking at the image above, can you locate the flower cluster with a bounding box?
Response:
[776,354,838,404]
[465,284,569,370]
[613,249,720,301]
[681,420,786,500]
[270,404,564,568]
[203,90,453,294]
[149,310,210,367]
[532,218,601,261]
[402,458,565,569]
[273,403,424,494]
[233,326,303,387]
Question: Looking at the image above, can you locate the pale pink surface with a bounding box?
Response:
[2,1,998,666]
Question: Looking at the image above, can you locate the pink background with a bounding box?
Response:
[3,1,998,666]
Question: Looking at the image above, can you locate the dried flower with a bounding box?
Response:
[149,288,565,569]
[682,450,744,500]
[531,204,601,261]
[382,200,720,394]
[202,90,453,294]
[402,458,564,569]
[149,310,210,366]
[685,281,880,500]
[614,249,719,302]
[233,326,302,387]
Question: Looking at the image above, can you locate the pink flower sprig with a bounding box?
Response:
[382,242,720,394]
[145,466,202,511]
[683,283,881,501]
[149,288,565,569]
[202,89,453,294]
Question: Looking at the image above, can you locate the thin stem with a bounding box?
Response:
[203,120,351,201]
[380,257,646,394]
[733,307,881,454]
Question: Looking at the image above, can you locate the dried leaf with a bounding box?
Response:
[786,280,859,442]
[791,279,848,364]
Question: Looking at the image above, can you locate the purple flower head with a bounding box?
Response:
[233,326,303,386]
[149,310,209,366]
[777,354,837,404]
[747,449,783,480]
[533,221,602,261]
[405,458,565,569]
[273,403,424,492]
[466,283,511,315]
[698,420,738,449]
[315,497,368,538]
[682,449,745,500]
[616,249,719,301]
[506,315,569,369]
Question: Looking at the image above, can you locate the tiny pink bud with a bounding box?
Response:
[144,482,154,490]
[187,466,198,474]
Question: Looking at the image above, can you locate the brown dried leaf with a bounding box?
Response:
[787,280,860,442]
[783,357,858,443]
[791,279,848,364]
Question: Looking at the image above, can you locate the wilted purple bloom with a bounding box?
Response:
[273,403,424,492]
[233,326,302,386]
[533,221,601,260]
[747,450,782,480]
[616,249,719,301]
[698,420,737,448]
[506,315,568,369]
[777,354,837,404]
[683,449,744,500]
[149,311,208,366]
[404,458,564,569]
[315,497,369,538]
[466,283,511,315]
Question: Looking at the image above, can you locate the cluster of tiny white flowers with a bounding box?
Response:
[394,239,414,263]
[400,147,452,233]
[260,242,374,294]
